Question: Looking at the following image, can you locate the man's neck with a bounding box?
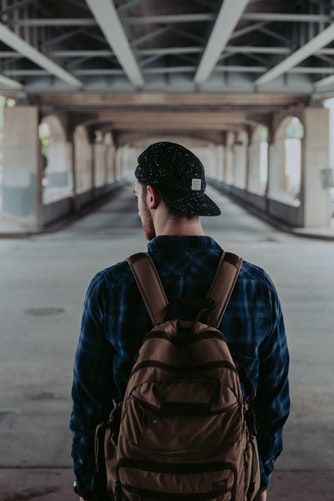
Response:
[155,219,204,237]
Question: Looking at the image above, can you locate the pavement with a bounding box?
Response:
[0,184,333,500]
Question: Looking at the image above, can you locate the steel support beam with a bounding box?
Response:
[85,0,143,86]
[242,13,330,22]
[15,12,330,27]
[0,22,82,87]
[194,0,249,84]
[14,18,96,26]
[125,13,214,24]
[7,66,334,77]
[0,73,23,89]
[256,23,334,86]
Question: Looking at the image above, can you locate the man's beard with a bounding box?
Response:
[141,199,156,241]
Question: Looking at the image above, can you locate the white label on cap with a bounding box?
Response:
[191,178,202,191]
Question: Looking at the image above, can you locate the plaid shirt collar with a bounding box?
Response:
[147,234,223,252]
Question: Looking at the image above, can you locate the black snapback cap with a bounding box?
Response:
[134,141,221,217]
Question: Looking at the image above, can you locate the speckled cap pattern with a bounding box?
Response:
[135,141,221,216]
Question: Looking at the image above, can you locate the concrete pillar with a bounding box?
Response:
[115,147,122,180]
[303,106,332,227]
[268,139,286,199]
[2,106,43,229]
[225,132,235,185]
[233,133,248,189]
[90,139,95,199]
[104,133,114,184]
[216,145,225,181]
[74,126,92,193]
[94,142,107,187]
[47,139,71,189]
[249,141,262,193]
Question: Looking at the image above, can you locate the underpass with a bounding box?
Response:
[0,184,333,500]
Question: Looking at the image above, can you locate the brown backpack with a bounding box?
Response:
[95,251,261,500]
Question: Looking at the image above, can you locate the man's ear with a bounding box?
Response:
[146,185,161,210]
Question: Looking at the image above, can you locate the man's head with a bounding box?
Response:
[134,141,221,240]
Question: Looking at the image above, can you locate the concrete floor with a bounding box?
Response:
[0,183,333,501]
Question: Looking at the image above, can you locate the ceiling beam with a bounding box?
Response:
[13,18,96,26]
[0,73,23,89]
[2,45,290,59]
[194,0,249,84]
[14,12,331,27]
[125,13,214,24]
[35,92,308,108]
[8,65,334,77]
[315,73,334,88]
[85,0,144,87]
[242,13,329,23]
[0,22,82,88]
[256,23,334,86]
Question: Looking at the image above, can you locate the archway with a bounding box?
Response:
[39,114,72,203]
[270,116,304,206]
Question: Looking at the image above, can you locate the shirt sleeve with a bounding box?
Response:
[256,275,290,491]
[69,271,117,493]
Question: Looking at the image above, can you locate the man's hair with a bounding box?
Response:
[141,183,195,220]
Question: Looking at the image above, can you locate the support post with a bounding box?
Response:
[2,106,43,230]
[302,106,332,227]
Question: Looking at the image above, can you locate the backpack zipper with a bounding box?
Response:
[122,482,230,500]
[131,394,239,417]
[130,360,237,377]
[116,459,237,500]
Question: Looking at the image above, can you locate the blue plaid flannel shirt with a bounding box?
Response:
[70,235,290,494]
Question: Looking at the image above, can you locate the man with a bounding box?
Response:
[70,141,290,500]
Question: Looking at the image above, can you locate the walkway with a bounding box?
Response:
[0,184,333,500]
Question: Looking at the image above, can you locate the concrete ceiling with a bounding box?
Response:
[0,0,334,97]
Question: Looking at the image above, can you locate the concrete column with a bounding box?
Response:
[233,139,247,189]
[268,139,286,198]
[248,142,262,193]
[2,106,43,229]
[303,106,332,227]
[94,142,107,187]
[115,147,122,180]
[90,140,95,199]
[47,140,71,189]
[74,126,92,193]
[216,145,225,181]
[225,132,235,185]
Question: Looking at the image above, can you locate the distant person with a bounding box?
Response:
[70,142,290,500]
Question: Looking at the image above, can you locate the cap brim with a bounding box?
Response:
[158,190,221,217]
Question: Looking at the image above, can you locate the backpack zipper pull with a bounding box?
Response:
[148,409,158,426]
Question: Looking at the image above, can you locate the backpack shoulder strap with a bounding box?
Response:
[127,252,169,326]
[202,251,243,328]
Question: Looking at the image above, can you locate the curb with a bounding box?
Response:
[209,182,334,242]
[0,183,128,239]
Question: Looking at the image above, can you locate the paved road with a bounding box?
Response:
[0,182,333,500]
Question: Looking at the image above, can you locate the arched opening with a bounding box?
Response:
[39,114,72,204]
[270,116,304,206]
[249,125,268,195]
[284,117,303,205]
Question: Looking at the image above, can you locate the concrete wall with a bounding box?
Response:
[74,126,93,194]
[2,106,43,230]
[302,107,332,228]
